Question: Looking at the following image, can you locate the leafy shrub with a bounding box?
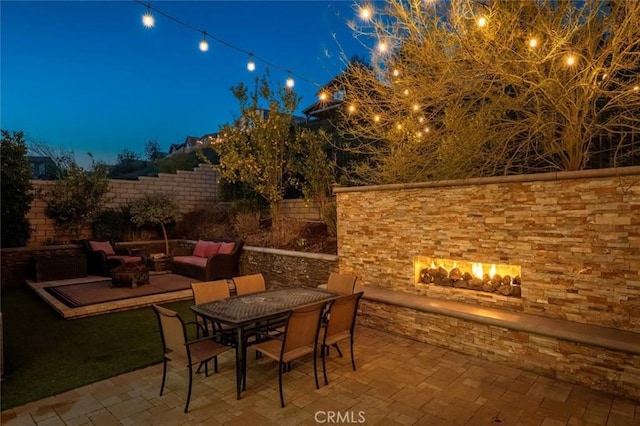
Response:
[173,205,232,240]
[44,159,110,240]
[1,130,34,248]
[92,207,139,241]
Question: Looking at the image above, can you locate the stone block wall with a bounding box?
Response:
[334,167,640,332]
[26,164,219,246]
[278,199,322,221]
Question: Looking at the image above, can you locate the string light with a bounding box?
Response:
[374,114,380,122]
[142,5,154,28]
[199,32,209,52]
[566,54,576,66]
[477,16,487,27]
[528,38,538,48]
[392,69,400,77]
[348,104,356,113]
[134,1,320,90]
[377,40,388,53]
[319,92,328,101]
[359,5,373,21]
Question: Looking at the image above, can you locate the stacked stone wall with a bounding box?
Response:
[334,167,640,332]
[26,164,219,246]
[240,246,338,289]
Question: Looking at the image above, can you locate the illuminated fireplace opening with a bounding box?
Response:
[414,257,522,298]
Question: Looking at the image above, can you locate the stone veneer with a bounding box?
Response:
[334,167,640,333]
[239,246,338,290]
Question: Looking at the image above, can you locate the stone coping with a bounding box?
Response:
[332,165,640,193]
[243,245,338,261]
[320,284,640,355]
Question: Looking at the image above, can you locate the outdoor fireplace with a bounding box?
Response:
[414,257,522,298]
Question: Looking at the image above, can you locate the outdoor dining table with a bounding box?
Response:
[191,286,339,400]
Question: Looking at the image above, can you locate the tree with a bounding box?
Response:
[290,128,338,234]
[144,139,162,161]
[214,72,302,229]
[27,138,75,179]
[1,130,34,247]
[339,0,640,183]
[44,157,110,241]
[129,193,179,255]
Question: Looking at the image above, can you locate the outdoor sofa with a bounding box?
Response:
[171,238,244,281]
[81,239,148,277]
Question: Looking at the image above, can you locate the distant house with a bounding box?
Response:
[27,156,57,179]
[302,75,346,123]
[168,133,221,156]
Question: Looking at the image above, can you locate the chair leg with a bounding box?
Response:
[313,347,319,389]
[278,362,285,408]
[160,358,168,396]
[350,335,356,371]
[322,344,329,386]
[214,356,218,373]
[334,343,343,358]
[185,364,193,413]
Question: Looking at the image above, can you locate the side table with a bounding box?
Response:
[148,256,172,272]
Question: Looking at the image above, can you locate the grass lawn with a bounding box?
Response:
[1,285,195,411]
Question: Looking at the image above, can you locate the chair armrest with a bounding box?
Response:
[114,248,132,255]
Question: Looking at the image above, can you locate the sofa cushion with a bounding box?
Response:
[89,240,115,256]
[205,242,222,257]
[174,256,208,268]
[219,242,235,255]
[193,240,211,257]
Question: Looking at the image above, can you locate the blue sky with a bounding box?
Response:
[1,1,371,166]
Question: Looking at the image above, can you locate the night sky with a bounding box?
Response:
[1,1,371,166]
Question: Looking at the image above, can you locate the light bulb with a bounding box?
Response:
[377,41,388,53]
[142,12,154,28]
[374,115,380,122]
[247,60,255,71]
[286,77,295,88]
[477,16,487,27]
[566,55,575,66]
[319,92,328,101]
[360,6,372,21]
[199,38,209,52]
[393,69,400,77]
[529,38,538,48]
[348,104,356,113]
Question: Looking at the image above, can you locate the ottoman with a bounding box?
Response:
[111,262,149,288]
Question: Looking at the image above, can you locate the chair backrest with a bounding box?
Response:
[327,273,358,295]
[282,302,325,357]
[191,280,230,305]
[233,273,266,296]
[152,305,188,365]
[324,292,364,340]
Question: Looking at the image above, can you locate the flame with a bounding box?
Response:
[490,264,496,277]
[452,261,457,269]
[431,261,436,269]
[472,263,483,279]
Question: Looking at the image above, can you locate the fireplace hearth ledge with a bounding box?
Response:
[320,284,640,355]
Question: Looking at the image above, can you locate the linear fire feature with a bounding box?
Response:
[414,257,522,298]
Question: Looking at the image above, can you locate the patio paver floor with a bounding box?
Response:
[2,327,638,425]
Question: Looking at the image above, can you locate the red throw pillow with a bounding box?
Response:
[204,242,222,257]
[193,240,212,257]
[89,240,115,256]
[219,242,235,255]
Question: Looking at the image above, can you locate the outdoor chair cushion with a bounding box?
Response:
[89,240,115,256]
[173,256,207,267]
[219,242,235,255]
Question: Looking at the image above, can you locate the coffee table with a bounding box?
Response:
[111,262,149,288]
